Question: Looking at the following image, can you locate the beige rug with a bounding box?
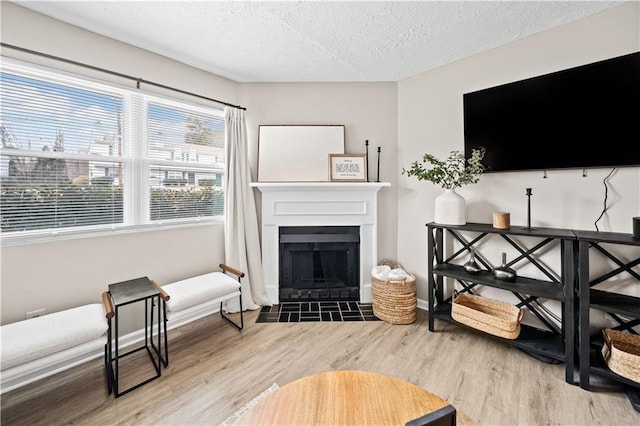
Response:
[220,383,280,426]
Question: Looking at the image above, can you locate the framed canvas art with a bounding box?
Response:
[258,125,345,182]
[329,154,367,182]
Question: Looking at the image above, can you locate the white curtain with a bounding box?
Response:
[224,107,271,311]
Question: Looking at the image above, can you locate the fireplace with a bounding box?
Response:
[251,182,389,305]
[279,226,360,301]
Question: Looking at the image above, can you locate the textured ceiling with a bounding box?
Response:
[12,1,624,82]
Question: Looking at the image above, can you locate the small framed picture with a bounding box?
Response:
[329,154,367,182]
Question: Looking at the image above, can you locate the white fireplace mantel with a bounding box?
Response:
[251,182,390,304]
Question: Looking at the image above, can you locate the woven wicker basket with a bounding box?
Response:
[451,291,524,339]
[371,275,417,324]
[602,329,640,383]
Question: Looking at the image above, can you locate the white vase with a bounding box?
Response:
[434,188,466,225]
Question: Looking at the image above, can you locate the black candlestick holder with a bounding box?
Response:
[525,188,534,230]
[376,147,381,182]
[365,140,370,182]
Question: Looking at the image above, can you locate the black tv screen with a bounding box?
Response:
[463,51,640,173]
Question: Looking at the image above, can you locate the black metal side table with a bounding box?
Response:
[107,276,162,397]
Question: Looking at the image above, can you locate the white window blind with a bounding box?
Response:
[146,100,225,222]
[0,60,225,244]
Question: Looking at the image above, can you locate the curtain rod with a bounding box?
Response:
[0,42,246,111]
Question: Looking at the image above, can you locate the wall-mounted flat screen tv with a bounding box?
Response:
[463,51,640,173]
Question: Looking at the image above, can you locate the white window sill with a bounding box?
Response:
[0,218,224,247]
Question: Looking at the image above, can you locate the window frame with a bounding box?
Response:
[0,58,225,247]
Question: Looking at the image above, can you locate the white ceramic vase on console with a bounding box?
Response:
[434,188,466,225]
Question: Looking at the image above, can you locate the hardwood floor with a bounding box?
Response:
[1,309,638,425]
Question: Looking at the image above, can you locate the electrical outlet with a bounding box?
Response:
[26,308,46,319]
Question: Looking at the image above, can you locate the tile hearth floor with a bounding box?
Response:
[256,301,381,323]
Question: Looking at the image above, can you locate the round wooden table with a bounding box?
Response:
[235,370,459,425]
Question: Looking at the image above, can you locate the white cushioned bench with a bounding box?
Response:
[0,295,113,394]
[151,263,244,366]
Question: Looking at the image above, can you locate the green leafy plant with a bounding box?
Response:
[402,147,486,189]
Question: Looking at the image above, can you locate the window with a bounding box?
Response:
[0,60,225,245]
[146,100,225,221]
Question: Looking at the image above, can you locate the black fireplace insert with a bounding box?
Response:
[279,226,360,302]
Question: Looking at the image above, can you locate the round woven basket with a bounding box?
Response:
[371,275,417,324]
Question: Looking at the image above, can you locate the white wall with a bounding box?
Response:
[0,3,236,328]
[397,2,640,304]
[238,82,399,262]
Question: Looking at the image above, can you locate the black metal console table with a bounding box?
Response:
[576,230,640,411]
[426,222,576,384]
[107,276,163,397]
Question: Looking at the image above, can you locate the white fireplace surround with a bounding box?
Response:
[251,182,390,305]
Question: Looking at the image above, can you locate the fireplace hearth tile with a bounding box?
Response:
[256,302,381,323]
[281,304,300,313]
